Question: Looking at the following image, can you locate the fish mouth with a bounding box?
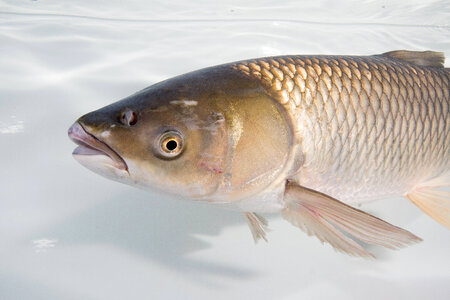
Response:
[68,122,128,171]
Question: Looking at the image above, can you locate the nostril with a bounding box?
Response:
[119,109,138,126]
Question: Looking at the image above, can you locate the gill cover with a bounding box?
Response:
[212,87,292,202]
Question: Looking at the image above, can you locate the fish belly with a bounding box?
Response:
[232,54,450,204]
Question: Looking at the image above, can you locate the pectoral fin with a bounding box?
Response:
[282,182,422,258]
[243,212,269,243]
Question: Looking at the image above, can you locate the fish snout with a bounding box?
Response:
[68,121,128,171]
[68,121,87,144]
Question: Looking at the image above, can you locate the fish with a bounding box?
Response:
[68,50,450,258]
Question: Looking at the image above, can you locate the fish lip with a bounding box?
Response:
[68,122,128,172]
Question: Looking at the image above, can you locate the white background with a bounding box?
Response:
[0,1,449,299]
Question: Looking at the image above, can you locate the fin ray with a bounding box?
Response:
[243,212,269,243]
[283,183,422,257]
[381,50,445,67]
[407,189,450,229]
[282,203,374,257]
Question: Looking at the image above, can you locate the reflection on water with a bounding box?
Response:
[0,116,24,134]
[33,238,57,253]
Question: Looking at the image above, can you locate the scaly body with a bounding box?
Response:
[231,54,450,203]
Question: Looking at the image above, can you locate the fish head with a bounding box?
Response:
[68,67,293,202]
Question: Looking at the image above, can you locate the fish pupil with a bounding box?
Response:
[166,140,178,151]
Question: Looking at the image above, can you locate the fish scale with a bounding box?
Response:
[231,54,450,203]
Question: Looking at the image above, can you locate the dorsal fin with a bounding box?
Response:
[381,50,445,68]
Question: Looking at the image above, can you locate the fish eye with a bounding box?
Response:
[119,109,138,126]
[157,131,184,158]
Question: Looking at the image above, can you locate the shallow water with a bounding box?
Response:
[1,1,449,299]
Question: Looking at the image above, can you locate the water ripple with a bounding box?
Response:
[1,11,449,29]
[0,116,24,134]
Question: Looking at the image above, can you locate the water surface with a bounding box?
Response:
[0,1,449,299]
